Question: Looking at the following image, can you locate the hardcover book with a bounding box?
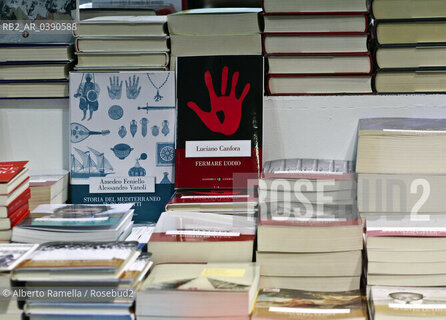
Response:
[176,55,263,189]
[137,262,260,318]
[69,71,175,222]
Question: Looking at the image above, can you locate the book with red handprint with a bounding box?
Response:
[176,56,263,189]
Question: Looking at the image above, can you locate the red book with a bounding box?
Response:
[0,202,29,230]
[0,161,29,195]
[0,187,31,218]
[0,179,30,206]
[175,56,263,189]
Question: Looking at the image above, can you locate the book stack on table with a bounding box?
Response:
[11,241,151,320]
[257,158,362,292]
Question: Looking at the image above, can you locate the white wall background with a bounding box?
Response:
[264,95,446,163]
[1,95,446,171]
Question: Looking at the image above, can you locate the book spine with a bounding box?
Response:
[6,188,31,216]
[9,204,30,228]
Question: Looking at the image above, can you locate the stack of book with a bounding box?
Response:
[260,158,357,206]
[136,262,260,320]
[11,203,134,243]
[77,0,176,21]
[369,286,446,320]
[78,2,156,21]
[75,16,169,71]
[366,215,446,287]
[168,8,262,69]
[252,288,367,320]
[257,202,363,291]
[0,243,38,320]
[69,71,176,223]
[0,44,72,98]
[0,161,30,242]
[257,159,362,292]
[147,211,256,264]
[11,241,148,320]
[357,118,446,217]
[373,0,446,93]
[262,0,373,94]
[29,171,69,211]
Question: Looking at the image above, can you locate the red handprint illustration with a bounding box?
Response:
[187,66,250,136]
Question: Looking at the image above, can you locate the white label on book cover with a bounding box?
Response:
[89,176,155,194]
[185,140,251,158]
[269,307,351,314]
[166,230,241,237]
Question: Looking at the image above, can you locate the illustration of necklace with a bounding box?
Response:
[147,73,170,102]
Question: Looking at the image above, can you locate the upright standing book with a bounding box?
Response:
[176,55,263,189]
[69,71,175,222]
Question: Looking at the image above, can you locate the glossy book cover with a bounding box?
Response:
[176,55,263,189]
[69,71,175,223]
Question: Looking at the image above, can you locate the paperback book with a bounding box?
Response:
[69,71,175,222]
[176,55,263,189]
[11,241,140,282]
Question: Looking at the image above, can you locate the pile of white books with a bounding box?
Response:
[147,211,255,264]
[75,16,169,71]
[167,8,261,69]
[366,215,446,287]
[11,204,134,243]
